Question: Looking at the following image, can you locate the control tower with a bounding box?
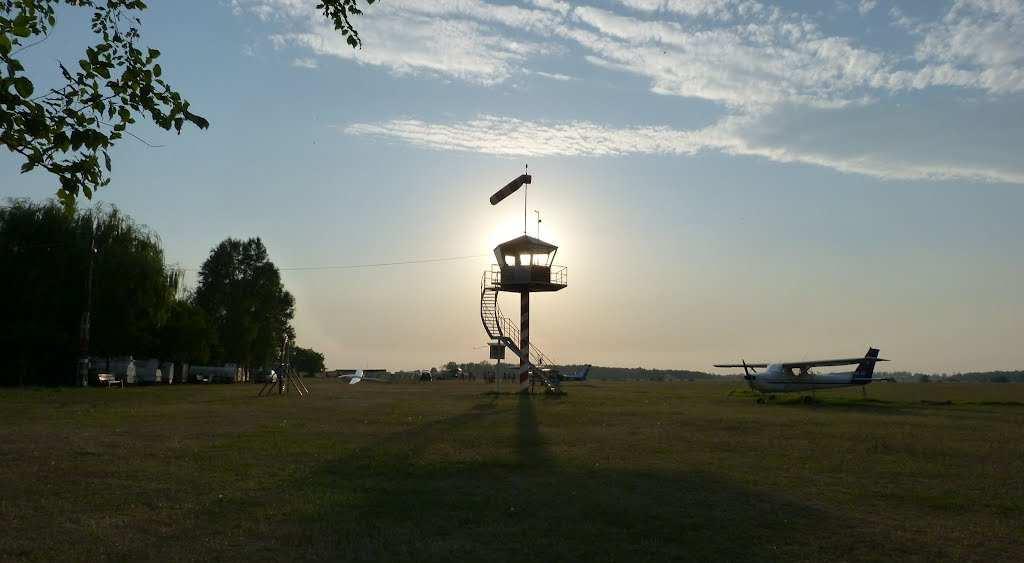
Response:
[480,173,567,393]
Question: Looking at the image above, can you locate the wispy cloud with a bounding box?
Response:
[565,5,888,109]
[534,71,574,81]
[345,112,1024,185]
[239,0,560,85]
[911,0,1024,94]
[234,0,1024,101]
[291,57,318,69]
[236,0,1024,185]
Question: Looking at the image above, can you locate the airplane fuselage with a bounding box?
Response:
[747,364,871,393]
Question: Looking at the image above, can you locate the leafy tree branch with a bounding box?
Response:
[2,1,374,207]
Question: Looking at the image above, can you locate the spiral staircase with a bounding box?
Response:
[480,268,561,393]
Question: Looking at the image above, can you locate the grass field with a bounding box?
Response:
[1,380,1022,562]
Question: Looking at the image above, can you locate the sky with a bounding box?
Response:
[3,0,1024,373]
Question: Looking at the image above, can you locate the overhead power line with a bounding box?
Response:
[177,254,490,273]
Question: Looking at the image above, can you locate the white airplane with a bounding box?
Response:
[337,369,388,384]
[715,347,889,397]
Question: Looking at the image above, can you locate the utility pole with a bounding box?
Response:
[77,216,97,387]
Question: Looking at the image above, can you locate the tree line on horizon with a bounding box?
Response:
[386,361,719,382]
[0,199,323,385]
[392,363,1024,384]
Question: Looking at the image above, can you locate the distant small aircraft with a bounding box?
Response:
[559,365,592,382]
[337,369,388,384]
[715,348,889,397]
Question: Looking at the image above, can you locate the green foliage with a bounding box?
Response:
[194,237,294,369]
[291,345,325,374]
[158,298,215,365]
[0,199,177,384]
[317,0,377,48]
[1,1,209,205]
[1,1,372,205]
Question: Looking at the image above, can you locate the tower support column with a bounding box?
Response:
[519,290,530,393]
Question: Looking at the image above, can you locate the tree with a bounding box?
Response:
[1,1,374,205]
[291,345,325,375]
[87,206,177,357]
[0,199,177,384]
[194,237,294,369]
[158,297,215,366]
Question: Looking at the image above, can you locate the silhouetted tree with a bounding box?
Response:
[292,345,325,375]
[194,237,294,369]
[0,199,176,384]
[158,297,215,366]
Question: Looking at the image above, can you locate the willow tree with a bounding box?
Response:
[0,200,179,384]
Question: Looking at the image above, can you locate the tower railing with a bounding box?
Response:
[487,263,567,287]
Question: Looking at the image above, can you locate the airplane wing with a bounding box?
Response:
[779,357,888,369]
[339,370,389,384]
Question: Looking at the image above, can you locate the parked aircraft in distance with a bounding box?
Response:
[559,365,592,382]
[337,369,388,384]
[715,348,890,398]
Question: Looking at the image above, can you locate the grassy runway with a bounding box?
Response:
[1,381,1022,561]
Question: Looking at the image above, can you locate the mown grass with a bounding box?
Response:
[1,381,1022,562]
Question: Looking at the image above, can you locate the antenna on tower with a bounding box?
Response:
[534,209,542,238]
[523,163,529,234]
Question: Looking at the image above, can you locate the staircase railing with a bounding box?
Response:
[480,269,553,367]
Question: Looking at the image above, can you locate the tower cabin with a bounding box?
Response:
[492,234,567,293]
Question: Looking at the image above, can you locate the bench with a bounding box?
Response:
[97,373,123,388]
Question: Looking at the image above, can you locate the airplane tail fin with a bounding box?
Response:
[349,369,364,385]
[853,348,880,382]
[579,365,591,381]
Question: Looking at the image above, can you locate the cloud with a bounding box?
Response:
[275,15,548,85]
[344,111,1024,184]
[535,71,574,81]
[238,0,560,85]
[612,0,768,21]
[291,57,318,69]
[346,115,711,157]
[236,0,1024,186]
[910,0,1024,94]
[234,0,1024,101]
[566,6,888,109]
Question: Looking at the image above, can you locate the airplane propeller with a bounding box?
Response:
[741,359,757,381]
[727,359,757,397]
